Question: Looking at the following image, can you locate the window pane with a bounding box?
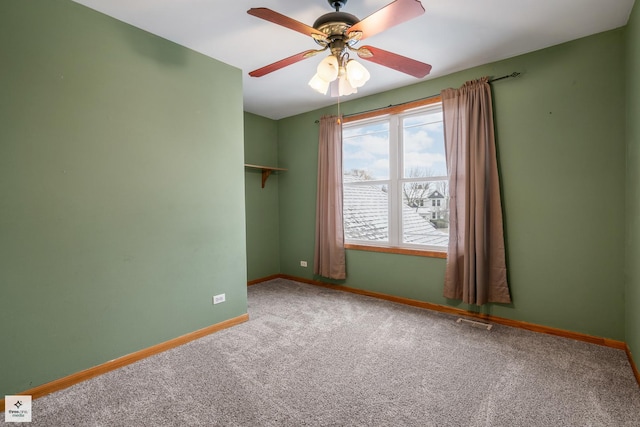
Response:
[402,112,446,178]
[342,103,448,253]
[343,121,389,180]
[343,183,389,242]
[401,180,449,247]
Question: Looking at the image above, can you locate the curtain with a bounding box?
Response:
[314,115,346,280]
[441,78,511,305]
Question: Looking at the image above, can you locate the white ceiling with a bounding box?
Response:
[72,0,634,120]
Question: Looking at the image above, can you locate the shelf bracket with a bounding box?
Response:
[244,164,287,188]
[261,169,272,188]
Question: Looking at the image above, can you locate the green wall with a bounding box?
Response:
[275,29,627,341]
[0,0,247,397]
[244,112,280,280]
[626,1,640,362]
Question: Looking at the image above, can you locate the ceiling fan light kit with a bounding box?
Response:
[248,0,431,97]
[308,51,370,96]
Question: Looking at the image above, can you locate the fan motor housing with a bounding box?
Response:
[313,12,359,49]
[313,11,359,31]
[313,0,360,47]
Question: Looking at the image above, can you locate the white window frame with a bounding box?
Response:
[342,102,448,255]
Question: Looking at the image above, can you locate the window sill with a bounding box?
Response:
[344,243,447,259]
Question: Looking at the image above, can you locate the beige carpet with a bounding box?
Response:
[14,278,640,426]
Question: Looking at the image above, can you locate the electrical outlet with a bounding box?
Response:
[213,294,226,305]
[300,260,308,267]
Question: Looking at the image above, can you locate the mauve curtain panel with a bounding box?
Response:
[314,115,346,280]
[441,78,511,305]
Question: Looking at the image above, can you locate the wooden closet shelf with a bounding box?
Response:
[244,164,287,188]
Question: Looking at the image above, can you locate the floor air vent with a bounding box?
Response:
[456,317,493,330]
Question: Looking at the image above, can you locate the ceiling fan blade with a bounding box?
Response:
[347,0,425,41]
[249,50,321,77]
[248,8,328,42]
[357,46,431,78]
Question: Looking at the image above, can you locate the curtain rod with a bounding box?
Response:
[314,72,521,123]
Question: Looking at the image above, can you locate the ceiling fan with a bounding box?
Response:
[247,0,432,96]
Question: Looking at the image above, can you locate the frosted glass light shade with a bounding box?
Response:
[317,56,339,82]
[309,73,330,94]
[345,60,370,88]
[338,75,357,96]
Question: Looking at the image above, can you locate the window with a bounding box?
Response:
[342,100,449,254]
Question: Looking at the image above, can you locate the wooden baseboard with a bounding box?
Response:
[0,313,249,413]
[626,345,640,387]
[247,274,281,286]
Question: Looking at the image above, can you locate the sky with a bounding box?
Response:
[343,109,447,180]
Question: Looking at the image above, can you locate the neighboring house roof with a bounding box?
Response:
[343,175,448,247]
[428,190,445,199]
